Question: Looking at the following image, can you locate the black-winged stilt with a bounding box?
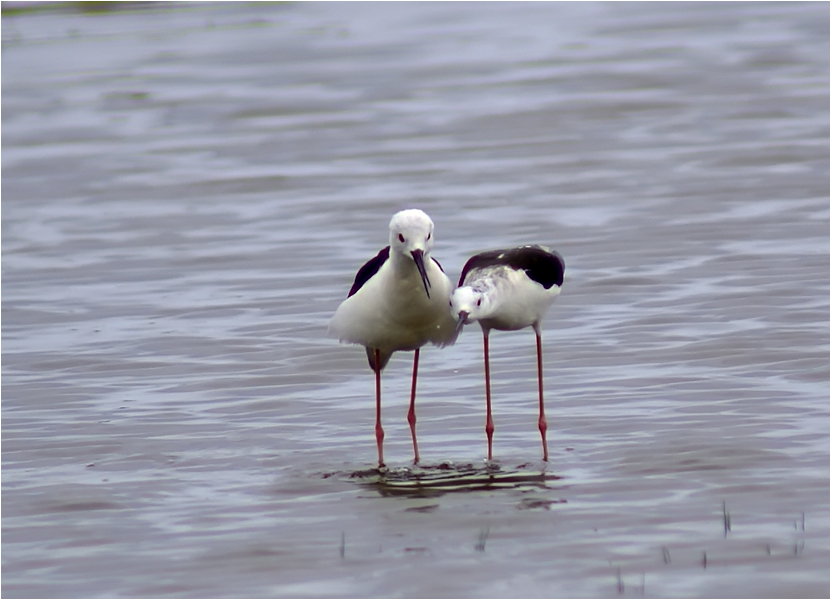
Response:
[450,245,565,462]
[329,209,458,468]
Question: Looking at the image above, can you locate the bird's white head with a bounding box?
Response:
[389,209,436,297]
[389,209,434,255]
[449,284,492,332]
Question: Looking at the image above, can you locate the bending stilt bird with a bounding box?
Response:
[450,245,565,462]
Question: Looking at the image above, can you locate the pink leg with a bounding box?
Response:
[535,329,549,462]
[483,332,494,461]
[408,348,420,465]
[374,348,385,468]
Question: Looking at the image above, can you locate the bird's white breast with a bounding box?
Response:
[329,256,457,352]
[470,265,560,331]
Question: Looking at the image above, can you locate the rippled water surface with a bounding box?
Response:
[3,2,829,597]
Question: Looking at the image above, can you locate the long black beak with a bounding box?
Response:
[455,311,468,334]
[411,249,431,298]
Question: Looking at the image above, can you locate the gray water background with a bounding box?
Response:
[2,2,829,597]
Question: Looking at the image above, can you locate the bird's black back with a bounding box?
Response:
[459,245,565,289]
[347,246,390,297]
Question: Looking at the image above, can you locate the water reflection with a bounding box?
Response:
[347,461,562,497]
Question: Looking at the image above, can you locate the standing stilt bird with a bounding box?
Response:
[449,245,565,462]
[329,209,458,467]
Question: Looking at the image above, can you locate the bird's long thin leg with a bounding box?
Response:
[408,348,420,465]
[535,327,549,462]
[374,348,385,468]
[483,331,494,461]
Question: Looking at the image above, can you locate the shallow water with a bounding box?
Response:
[2,2,829,598]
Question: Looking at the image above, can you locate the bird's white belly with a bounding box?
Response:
[483,270,560,331]
[329,259,457,352]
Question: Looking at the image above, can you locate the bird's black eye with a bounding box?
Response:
[426,232,431,241]
[398,234,405,243]
[476,298,482,306]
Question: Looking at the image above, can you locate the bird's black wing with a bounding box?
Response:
[347,246,390,297]
[459,245,565,289]
[508,246,565,289]
[458,249,505,286]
